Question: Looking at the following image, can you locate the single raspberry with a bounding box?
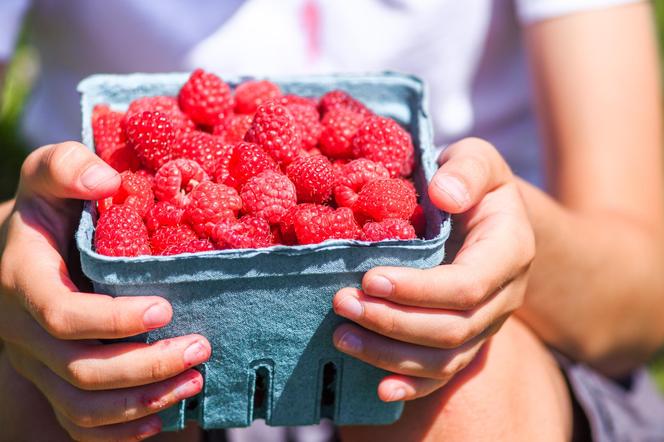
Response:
[234,80,281,114]
[209,216,272,249]
[95,205,151,257]
[286,155,334,204]
[98,171,154,217]
[123,96,195,136]
[224,141,279,189]
[153,158,209,205]
[361,219,416,242]
[318,90,371,118]
[240,170,297,224]
[185,181,242,235]
[352,115,415,178]
[92,105,140,172]
[410,204,427,238]
[294,207,361,245]
[145,201,185,233]
[244,101,302,166]
[172,131,231,175]
[178,69,234,126]
[283,102,322,151]
[125,111,176,171]
[333,159,390,207]
[319,108,365,159]
[162,239,215,255]
[150,224,198,255]
[213,114,253,144]
[353,178,418,222]
[279,203,333,245]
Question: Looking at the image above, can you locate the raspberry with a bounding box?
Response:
[294,207,361,244]
[162,239,215,255]
[278,94,317,108]
[283,102,322,151]
[153,159,209,205]
[244,101,302,166]
[319,108,365,159]
[145,201,185,233]
[333,159,390,207]
[213,114,253,144]
[224,141,279,188]
[95,205,150,257]
[318,90,371,118]
[125,111,176,171]
[361,219,416,241]
[240,170,297,224]
[410,204,427,238]
[209,216,272,249]
[279,203,332,245]
[172,131,231,175]
[352,115,415,178]
[185,181,242,235]
[234,80,281,114]
[150,224,198,255]
[123,96,195,136]
[92,105,140,172]
[286,155,334,204]
[353,178,418,222]
[98,171,154,217]
[178,69,234,126]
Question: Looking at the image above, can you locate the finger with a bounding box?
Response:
[378,375,446,402]
[431,138,512,213]
[56,410,163,442]
[333,323,485,381]
[18,141,120,203]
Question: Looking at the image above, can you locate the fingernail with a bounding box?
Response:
[183,340,210,367]
[434,174,469,207]
[80,163,118,190]
[388,387,406,402]
[336,296,363,320]
[172,376,203,400]
[365,275,393,297]
[143,303,171,329]
[137,417,162,439]
[336,331,363,353]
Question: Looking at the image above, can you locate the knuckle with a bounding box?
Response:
[66,360,98,390]
[439,354,468,380]
[41,305,71,339]
[456,279,486,309]
[62,397,97,429]
[439,322,471,348]
[147,353,169,381]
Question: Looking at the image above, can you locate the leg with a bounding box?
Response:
[340,318,573,442]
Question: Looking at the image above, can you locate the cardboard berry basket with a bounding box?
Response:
[75,72,451,430]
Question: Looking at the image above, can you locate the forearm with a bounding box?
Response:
[516,178,664,376]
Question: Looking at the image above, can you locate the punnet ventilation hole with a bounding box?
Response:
[320,361,338,419]
[252,366,270,420]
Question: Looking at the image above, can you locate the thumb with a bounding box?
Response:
[17,142,121,202]
[429,138,513,214]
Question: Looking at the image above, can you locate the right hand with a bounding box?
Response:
[0,142,211,441]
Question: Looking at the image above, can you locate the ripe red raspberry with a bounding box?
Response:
[162,239,215,255]
[213,114,253,144]
[92,106,140,172]
[145,201,185,233]
[353,178,418,222]
[333,159,390,207]
[98,171,154,217]
[352,115,414,178]
[125,111,176,171]
[185,181,242,235]
[172,131,231,175]
[95,205,151,257]
[318,90,371,118]
[123,96,195,135]
[318,108,365,159]
[224,141,279,189]
[286,155,334,204]
[240,170,297,224]
[209,216,272,249]
[244,101,302,166]
[154,158,209,205]
[234,80,281,114]
[282,102,322,151]
[294,207,361,245]
[150,224,198,255]
[361,219,416,242]
[178,69,234,126]
[410,204,427,238]
[279,203,333,245]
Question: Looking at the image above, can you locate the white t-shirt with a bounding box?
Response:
[0,0,639,186]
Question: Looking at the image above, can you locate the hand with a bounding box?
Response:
[0,142,211,441]
[332,138,535,402]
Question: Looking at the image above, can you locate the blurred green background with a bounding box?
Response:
[1,4,664,389]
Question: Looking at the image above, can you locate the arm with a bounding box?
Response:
[517,2,664,376]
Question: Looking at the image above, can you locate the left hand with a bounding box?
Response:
[332,137,535,402]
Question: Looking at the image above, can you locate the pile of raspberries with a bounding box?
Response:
[93,69,425,257]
